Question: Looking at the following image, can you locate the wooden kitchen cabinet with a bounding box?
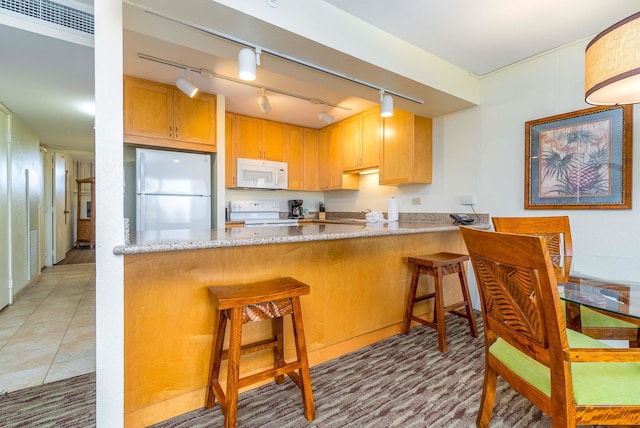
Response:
[380,109,432,185]
[286,124,304,190]
[230,114,286,161]
[303,128,319,191]
[227,113,320,190]
[262,120,286,161]
[342,107,380,172]
[225,113,235,187]
[232,114,262,160]
[319,124,358,190]
[123,76,217,153]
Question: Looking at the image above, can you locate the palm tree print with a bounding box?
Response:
[539,120,610,197]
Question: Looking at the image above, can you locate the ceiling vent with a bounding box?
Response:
[0,0,94,36]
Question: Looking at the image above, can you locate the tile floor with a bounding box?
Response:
[0,262,95,394]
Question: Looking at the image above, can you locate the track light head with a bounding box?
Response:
[258,88,271,113]
[380,90,393,117]
[318,111,334,124]
[176,69,198,97]
[238,48,258,81]
[317,103,334,124]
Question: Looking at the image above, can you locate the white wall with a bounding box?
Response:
[94,0,124,424]
[6,113,43,296]
[477,40,640,258]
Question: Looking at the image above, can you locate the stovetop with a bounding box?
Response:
[229,200,298,226]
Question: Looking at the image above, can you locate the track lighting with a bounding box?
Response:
[176,68,198,97]
[238,47,261,81]
[380,90,393,117]
[258,88,271,113]
[318,104,333,124]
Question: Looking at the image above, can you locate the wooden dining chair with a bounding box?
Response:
[460,226,640,427]
[492,216,640,346]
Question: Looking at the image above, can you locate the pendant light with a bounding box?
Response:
[176,68,198,98]
[585,12,640,105]
[257,88,271,113]
[380,90,393,117]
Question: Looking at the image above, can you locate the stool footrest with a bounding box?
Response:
[410,315,436,329]
[221,337,278,360]
[443,301,469,313]
[237,361,302,389]
[414,292,436,303]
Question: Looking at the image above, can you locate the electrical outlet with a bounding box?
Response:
[460,195,478,205]
[411,197,421,205]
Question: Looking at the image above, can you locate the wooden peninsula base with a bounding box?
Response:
[124,230,468,426]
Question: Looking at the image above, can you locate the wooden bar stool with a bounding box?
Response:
[402,252,478,352]
[205,277,315,428]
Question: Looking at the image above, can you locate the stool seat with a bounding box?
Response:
[403,252,478,352]
[206,277,315,428]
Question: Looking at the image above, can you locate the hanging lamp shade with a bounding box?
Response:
[585,12,640,105]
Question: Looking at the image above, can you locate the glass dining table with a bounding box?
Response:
[553,255,640,329]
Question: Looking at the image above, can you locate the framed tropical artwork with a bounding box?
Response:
[525,105,632,209]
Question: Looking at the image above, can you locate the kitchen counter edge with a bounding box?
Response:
[113,221,491,255]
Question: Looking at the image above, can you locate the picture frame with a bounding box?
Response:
[525,105,632,209]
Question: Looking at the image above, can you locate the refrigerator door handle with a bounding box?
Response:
[138,194,146,232]
[138,151,145,193]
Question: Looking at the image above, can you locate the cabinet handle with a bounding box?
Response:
[169,126,172,137]
[175,127,179,138]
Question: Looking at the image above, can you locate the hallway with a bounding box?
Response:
[0,262,95,394]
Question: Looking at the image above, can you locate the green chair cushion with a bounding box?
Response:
[560,296,637,328]
[581,306,637,329]
[489,329,640,405]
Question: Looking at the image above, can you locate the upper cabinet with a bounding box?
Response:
[226,113,319,190]
[286,124,305,191]
[302,128,320,191]
[380,109,432,185]
[342,107,380,172]
[319,124,358,191]
[230,114,286,161]
[123,76,217,153]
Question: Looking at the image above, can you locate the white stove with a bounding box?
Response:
[229,200,298,227]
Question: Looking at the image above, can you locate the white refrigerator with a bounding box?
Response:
[136,148,212,231]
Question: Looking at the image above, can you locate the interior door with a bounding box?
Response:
[53,153,68,264]
[0,108,9,309]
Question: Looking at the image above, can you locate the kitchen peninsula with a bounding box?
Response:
[115,216,488,426]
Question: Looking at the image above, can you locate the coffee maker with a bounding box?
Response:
[288,199,304,219]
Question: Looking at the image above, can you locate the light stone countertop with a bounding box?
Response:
[113,219,491,255]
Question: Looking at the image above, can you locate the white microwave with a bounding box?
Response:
[236,157,288,190]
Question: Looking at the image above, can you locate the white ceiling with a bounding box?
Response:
[0,1,638,154]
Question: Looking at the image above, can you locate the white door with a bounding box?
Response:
[53,153,68,264]
[0,108,9,309]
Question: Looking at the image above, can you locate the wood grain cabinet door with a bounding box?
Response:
[173,91,216,148]
[124,77,173,140]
